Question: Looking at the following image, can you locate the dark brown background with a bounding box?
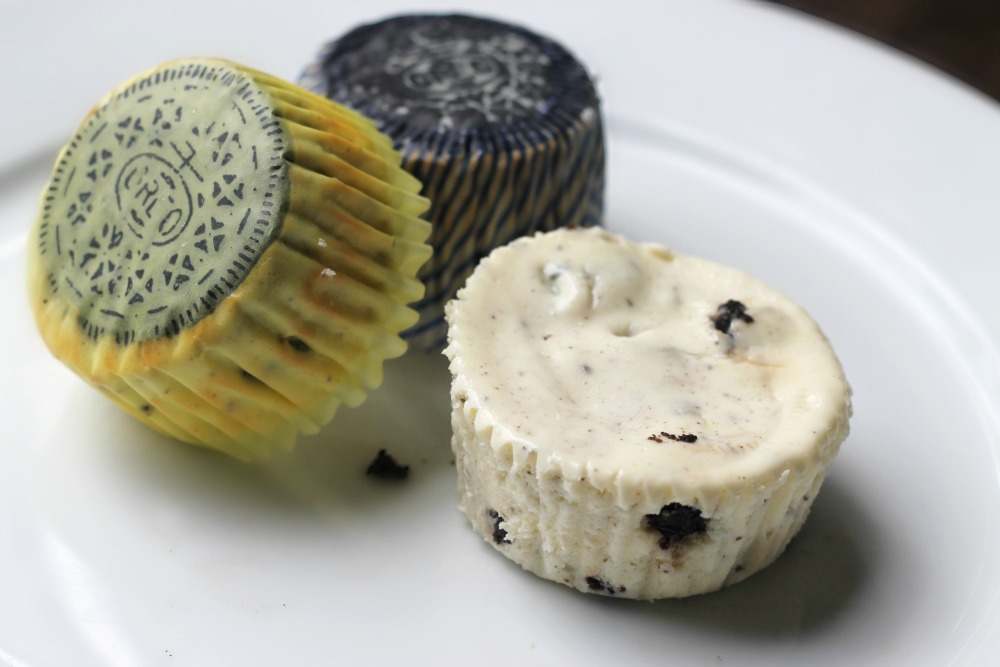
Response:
[768,0,1000,100]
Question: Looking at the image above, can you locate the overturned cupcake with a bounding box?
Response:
[445,228,852,599]
[301,14,605,349]
[27,58,432,461]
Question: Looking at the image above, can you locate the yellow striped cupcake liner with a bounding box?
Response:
[27,58,431,461]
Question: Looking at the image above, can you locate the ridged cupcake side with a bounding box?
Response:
[28,58,432,460]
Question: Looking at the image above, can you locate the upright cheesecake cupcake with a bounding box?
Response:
[27,58,432,461]
[445,228,852,599]
[301,14,605,349]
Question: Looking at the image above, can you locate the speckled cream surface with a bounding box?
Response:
[445,227,851,599]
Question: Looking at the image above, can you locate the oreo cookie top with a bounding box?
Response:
[305,14,599,144]
[37,59,290,344]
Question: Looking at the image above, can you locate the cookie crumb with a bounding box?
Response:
[661,431,698,443]
[643,503,709,548]
[585,575,626,595]
[711,300,753,334]
[365,449,409,481]
[284,335,312,353]
[488,509,511,544]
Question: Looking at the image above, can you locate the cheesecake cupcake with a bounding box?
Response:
[301,14,605,350]
[27,58,432,461]
[444,228,852,599]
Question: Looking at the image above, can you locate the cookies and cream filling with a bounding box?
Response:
[448,227,847,492]
[445,227,851,598]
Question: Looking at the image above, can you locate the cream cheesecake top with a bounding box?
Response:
[445,228,850,491]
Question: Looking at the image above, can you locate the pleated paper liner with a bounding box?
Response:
[299,14,607,350]
[28,58,431,461]
[402,116,605,350]
[442,227,853,598]
[447,357,852,600]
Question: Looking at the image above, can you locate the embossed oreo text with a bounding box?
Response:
[383,32,548,125]
[317,16,559,131]
[116,153,194,246]
[37,60,289,343]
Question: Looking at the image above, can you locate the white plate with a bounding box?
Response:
[2,1,999,665]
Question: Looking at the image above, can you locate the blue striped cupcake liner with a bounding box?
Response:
[300,14,605,350]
